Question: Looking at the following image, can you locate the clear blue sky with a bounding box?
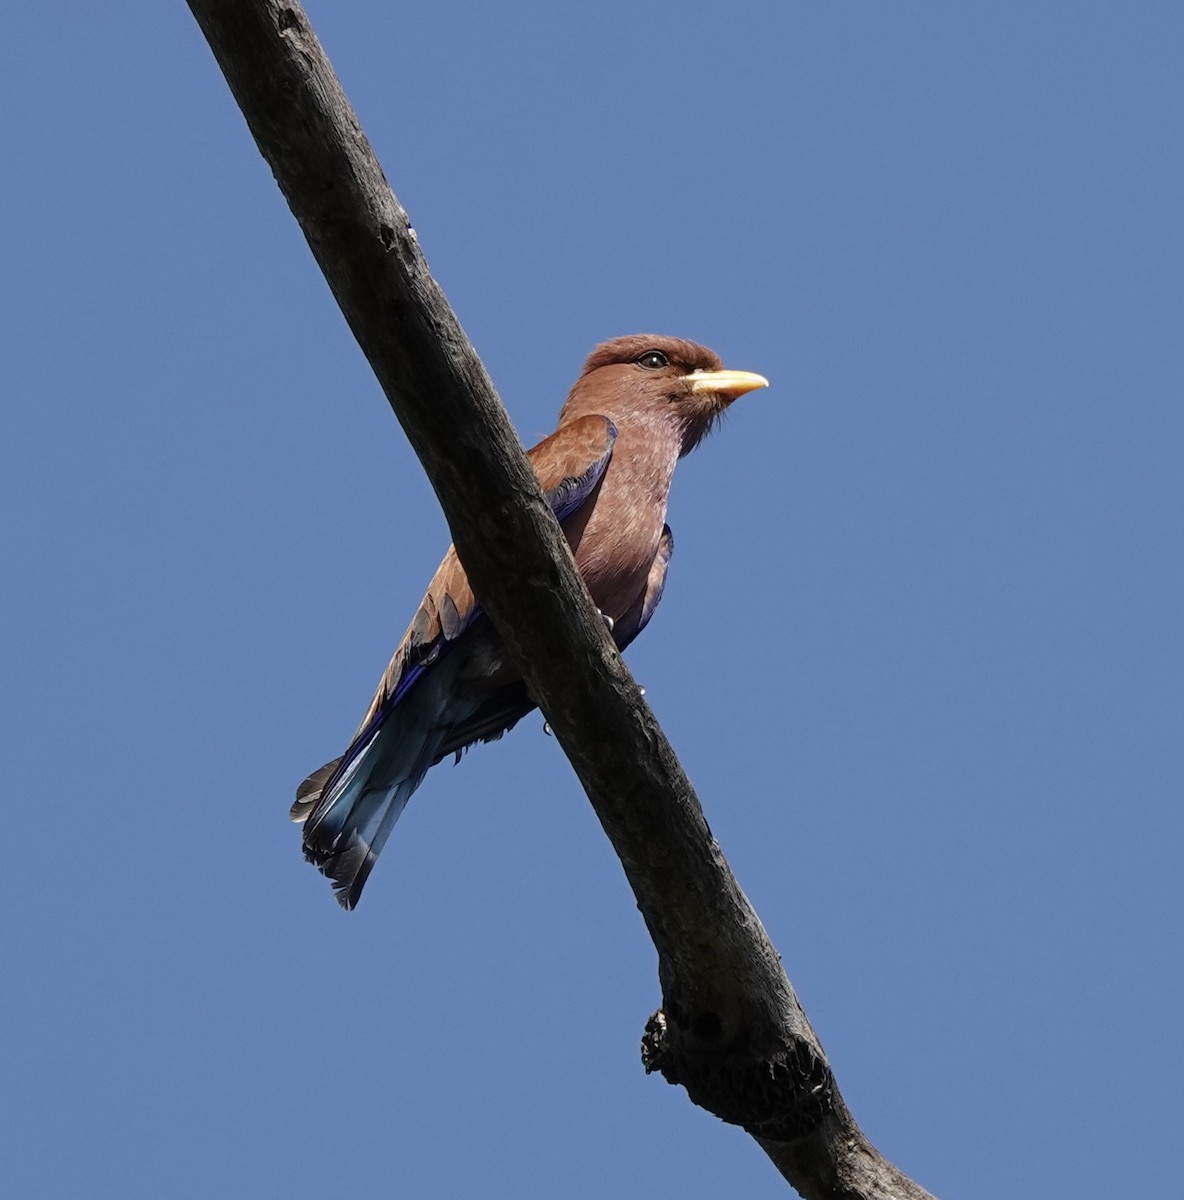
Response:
[4,3,1181,1197]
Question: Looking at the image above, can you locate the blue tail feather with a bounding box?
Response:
[299,652,480,908]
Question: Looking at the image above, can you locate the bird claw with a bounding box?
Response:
[596,609,615,633]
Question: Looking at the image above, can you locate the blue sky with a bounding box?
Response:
[4,3,1181,1196]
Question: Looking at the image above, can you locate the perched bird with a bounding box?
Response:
[293,334,768,908]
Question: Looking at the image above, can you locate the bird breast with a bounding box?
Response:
[565,419,680,622]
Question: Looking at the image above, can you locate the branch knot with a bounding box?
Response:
[642,1007,837,1141]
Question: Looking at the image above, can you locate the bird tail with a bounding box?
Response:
[293,655,478,909]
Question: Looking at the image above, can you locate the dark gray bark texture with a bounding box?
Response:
[186,3,937,1196]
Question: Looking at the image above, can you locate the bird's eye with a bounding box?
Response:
[636,350,670,370]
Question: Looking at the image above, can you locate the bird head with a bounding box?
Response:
[561,334,769,456]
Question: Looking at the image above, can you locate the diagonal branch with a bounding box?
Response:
[185,3,935,1196]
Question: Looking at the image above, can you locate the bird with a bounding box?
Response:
[292,334,768,908]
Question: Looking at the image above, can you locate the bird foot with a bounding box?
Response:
[596,609,615,633]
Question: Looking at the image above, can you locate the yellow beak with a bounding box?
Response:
[686,368,770,398]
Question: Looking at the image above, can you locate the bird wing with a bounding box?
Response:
[363,413,617,723]
[292,415,617,818]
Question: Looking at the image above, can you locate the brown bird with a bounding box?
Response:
[293,334,768,908]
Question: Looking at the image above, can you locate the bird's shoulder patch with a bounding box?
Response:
[530,414,617,523]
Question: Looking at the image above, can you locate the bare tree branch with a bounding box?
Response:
[185,3,936,1196]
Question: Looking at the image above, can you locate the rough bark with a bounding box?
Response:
[185,3,936,1196]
